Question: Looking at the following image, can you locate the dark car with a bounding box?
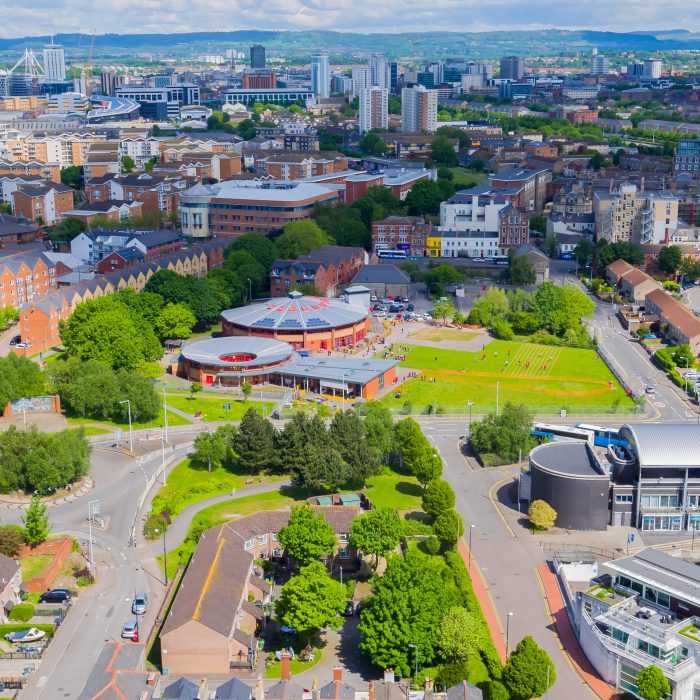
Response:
[343,601,355,616]
[39,589,71,604]
[389,304,401,313]
[9,335,21,345]
[406,303,415,312]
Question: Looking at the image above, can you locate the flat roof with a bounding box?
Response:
[181,336,296,369]
[278,356,398,386]
[530,441,606,478]
[187,179,337,202]
[620,423,700,469]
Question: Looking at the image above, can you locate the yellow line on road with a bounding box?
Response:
[487,475,518,539]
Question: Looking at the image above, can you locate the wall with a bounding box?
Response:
[19,536,72,593]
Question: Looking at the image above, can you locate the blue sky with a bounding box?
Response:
[0,0,698,38]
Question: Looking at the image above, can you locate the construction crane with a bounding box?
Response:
[81,30,96,96]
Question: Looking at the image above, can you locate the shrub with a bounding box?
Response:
[0,525,25,557]
[490,318,514,340]
[528,500,557,530]
[401,515,434,536]
[484,680,509,700]
[420,537,441,555]
[143,512,169,539]
[467,308,481,325]
[435,661,469,688]
[422,480,456,517]
[8,604,34,622]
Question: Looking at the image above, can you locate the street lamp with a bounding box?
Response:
[506,611,514,657]
[246,278,252,302]
[162,387,168,444]
[408,643,419,687]
[154,527,168,586]
[496,381,500,415]
[119,399,133,452]
[87,498,103,569]
[466,401,474,434]
[468,524,475,573]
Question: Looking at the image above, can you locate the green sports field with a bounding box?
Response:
[380,340,637,415]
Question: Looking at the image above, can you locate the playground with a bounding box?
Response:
[380,340,638,415]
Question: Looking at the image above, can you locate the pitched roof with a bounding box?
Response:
[162,677,199,699]
[350,265,410,285]
[620,267,656,288]
[607,258,635,277]
[446,680,484,700]
[215,677,253,700]
[644,288,700,340]
[0,553,19,585]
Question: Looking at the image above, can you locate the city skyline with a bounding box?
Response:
[2,2,700,39]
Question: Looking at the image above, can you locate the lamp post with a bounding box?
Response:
[119,399,133,452]
[506,611,514,658]
[246,278,252,302]
[496,381,500,415]
[466,400,474,434]
[87,499,103,569]
[162,387,168,444]
[155,527,168,586]
[408,643,419,687]
[468,523,475,573]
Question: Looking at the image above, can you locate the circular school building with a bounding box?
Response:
[220,291,370,351]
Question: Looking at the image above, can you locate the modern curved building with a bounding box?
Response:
[221,291,370,351]
[179,336,297,385]
[529,441,610,530]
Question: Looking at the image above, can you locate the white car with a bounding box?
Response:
[373,311,387,318]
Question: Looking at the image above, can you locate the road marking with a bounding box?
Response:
[120,552,127,560]
[36,677,47,688]
[487,476,518,539]
[654,402,666,408]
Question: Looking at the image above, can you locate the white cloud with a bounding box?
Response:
[0,0,699,37]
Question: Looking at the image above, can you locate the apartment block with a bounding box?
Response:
[674,139,700,176]
[12,182,73,224]
[372,216,429,257]
[401,85,438,134]
[359,87,388,134]
[594,184,679,244]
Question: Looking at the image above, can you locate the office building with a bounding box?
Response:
[627,61,645,79]
[115,84,199,120]
[43,43,66,82]
[311,54,330,99]
[242,70,277,90]
[47,91,89,114]
[370,53,391,90]
[401,85,437,133]
[223,88,315,106]
[99,70,125,96]
[674,139,700,175]
[467,61,493,81]
[390,62,398,92]
[591,55,610,75]
[351,67,371,96]
[499,56,525,80]
[644,59,663,79]
[250,44,266,69]
[359,87,388,134]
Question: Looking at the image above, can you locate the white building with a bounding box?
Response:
[437,230,500,258]
[562,85,601,100]
[644,59,663,79]
[43,44,66,82]
[351,67,371,97]
[359,87,388,134]
[370,54,391,91]
[47,92,89,114]
[311,54,330,99]
[118,136,160,169]
[440,187,509,233]
[401,85,437,134]
[461,74,484,93]
[590,55,610,75]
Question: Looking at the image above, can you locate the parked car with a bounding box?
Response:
[5,628,46,644]
[373,311,387,318]
[401,297,409,303]
[343,601,355,617]
[645,386,656,395]
[132,592,148,615]
[15,342,29,349]
[121,620,139,640]
[406,303,415,312]
[389,304,401,313]
[370,295,378,302]
[9,335,20,346]
[39,589,71,604]
[438,296,448,302]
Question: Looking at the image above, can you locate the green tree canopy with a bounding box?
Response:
[470,402,536,463]
[278,504,336,567]
[329,409,381,486]
[573,239,594,268]
[432,299,456,324]
[433,509,464,549]
[359,132,388,155]
[503,636,556,700]
[0,354,45,412]
[430,136,458,165]
[154,302,196,339]
[507,252,536,286]
[471,287,509,326]
[412,445,443,488]
[422,479,456,518]
[193,430,228,472]
[276,561,346,635]
[226,233,277,272]
[60,165,83,189]
[404,179,445,217]
[636,665,671,700]
[232,408,278,473]
[437,606,483,663]
[528,214,546,234]
[274,219,332,259]
[658,245,682,276]
[349,506,403,569]
[23,495,50,546]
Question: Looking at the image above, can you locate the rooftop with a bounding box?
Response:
[181,337,296,370]
[530,441,607,478]
[620,423,700,469]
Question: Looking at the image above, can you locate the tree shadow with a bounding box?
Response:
[395,481,423,497]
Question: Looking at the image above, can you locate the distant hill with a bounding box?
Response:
[0,29,699,60]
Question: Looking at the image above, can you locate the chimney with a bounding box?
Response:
[369,681,375,700]
[333,667,343,682]
[281,650,292,681]
[384,669,395,684]
[255,676,264,700]
[312,677,320,700]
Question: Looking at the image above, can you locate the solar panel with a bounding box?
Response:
[306,317,329,327]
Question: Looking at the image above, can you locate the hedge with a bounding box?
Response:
[7,604,34,622]
[444,550,503,680]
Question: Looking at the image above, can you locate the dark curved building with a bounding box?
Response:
[529,441,609,530]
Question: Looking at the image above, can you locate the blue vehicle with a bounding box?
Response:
[575,423,629,447]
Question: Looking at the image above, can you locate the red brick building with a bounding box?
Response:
[12,183,74,225]
[372,216,429,257]
[497,204,530,251]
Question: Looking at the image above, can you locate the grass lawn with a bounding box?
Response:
[448,166,487,186]
[364,471,423,512]
[0,623,55,639]
[381,340,636,414]
[78,426,111,436]
[20,554,53,580]
[410,328,479,343]
[165,394,275,422]
[66,406,193,431]
[265,648,323,679]
[150,458,287,521]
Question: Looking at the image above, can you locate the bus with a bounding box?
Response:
[575,423,628,447]
[377,249,407,260]
[531,422,594,446]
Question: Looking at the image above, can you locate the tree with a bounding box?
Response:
[433,509,463,549]
[658,245,682,276]
[294,443,350,491]
[507,253,536,286]
[573,239,594,268]
[490,318,514,340]
[144,270,222,327]
[154,303,196,339]
[405,180,445,216]
[432,299,455,325]
[60,165,83,189]
[671,343,695,368]
[426,265,462,293]
[471,287,509,326]
[422,479,456,518]
[189,382,202,401]
[276,561,346,636]
[22,496,50,546]
[0,525,24,557]
[114,370,160,422]
[278,504,336,567]
[540,234,558,258]
[0,354,45,412]
[412,446,443,488]
[122,155,135,173]
[528,500,557,530]
[362,402,394,463]
[503,636,555,700]
[528,214,546,234]
[470,403,536,463]
[275,219,332,259]
[359,132,387,155]
[430,136,458,165]
[636,665,671,700]
[232,408,277,473]
[227,233,277,272]
[393,417,428,469]
[349,506,402,570]
[193,431,228,472]
[437,607,483,663]
[329,410,379,485]
[636,324,651,339]
[241,381,252,402]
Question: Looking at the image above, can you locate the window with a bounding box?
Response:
[257,534,268,545]
[244,539,254,551]
[339,548,351,559]
[615,494,633,504]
